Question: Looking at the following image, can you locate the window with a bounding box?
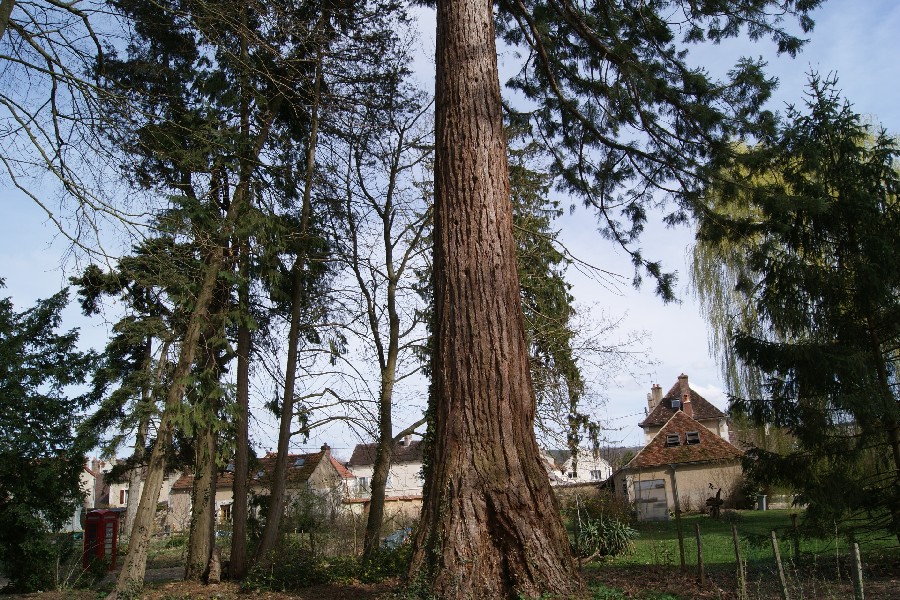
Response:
[671,399,682,410]
[685,431,701,445]
[665,433,681,447]
[357,477,370,492]
[385,473,394,489]
[219,503,232,524]
[589,470,605,481]
[120,489,129,505]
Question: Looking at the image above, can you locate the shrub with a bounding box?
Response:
[243,538,411,591]
[574,516,637,559]
[358,543,412,583]
[164,534,187,548]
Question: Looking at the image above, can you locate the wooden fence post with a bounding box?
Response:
[732,523,746,600]
[771,530,790,600]
[791,513,800,563]
[674,509,686,570]
[695,523,705,584]
[851,542,865,600]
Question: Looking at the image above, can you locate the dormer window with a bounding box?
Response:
[671,399,682,410]
[665,433,681,447]
[685,431,701,445]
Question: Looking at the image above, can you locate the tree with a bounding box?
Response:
[410,0,822,596]
[693,75,900,540]
[72,261,173,545]
[325,76,432,559]
[0,0,144,254]
[251,0,407,563]
[0,283,98,592]
[407,0,580,596]
[100,0,301,589]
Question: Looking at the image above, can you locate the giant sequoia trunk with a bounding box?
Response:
[406,0,582,596]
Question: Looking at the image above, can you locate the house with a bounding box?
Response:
[640,373,729,444]
[613,409,744,520]
[168,444,353,532]
[543,448,612,485]
[344,436,424,520]
[105,466,183,511]
[63,461,99,532]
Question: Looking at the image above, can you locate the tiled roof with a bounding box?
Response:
[172,469,238,491]
[347,440,423,467]
[330,456,356,480]
[172,449,328,491]
[626,411,742,470]
[343,494,422,504]
[639,374,726,427]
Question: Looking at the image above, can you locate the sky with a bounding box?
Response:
[2,0,899,455]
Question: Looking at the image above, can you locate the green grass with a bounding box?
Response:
[603,509,897,569]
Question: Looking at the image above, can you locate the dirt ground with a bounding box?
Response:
[4,565,898,598]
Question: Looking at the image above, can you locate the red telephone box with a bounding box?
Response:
[83,509,118,570]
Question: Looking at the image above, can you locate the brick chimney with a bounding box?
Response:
[647,383,663,411]
[682,393,693,418]
[677,373,689,395]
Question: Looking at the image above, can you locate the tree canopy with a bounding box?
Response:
[0,283,97,592]
[694,75,900,539]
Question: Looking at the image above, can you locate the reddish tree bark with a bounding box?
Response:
[407,0,582,597]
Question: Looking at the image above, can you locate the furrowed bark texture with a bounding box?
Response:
[407,0,582,597]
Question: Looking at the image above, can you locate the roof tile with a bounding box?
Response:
[640,376,726,427]
[626,411,742,470]
[348,440,423,467]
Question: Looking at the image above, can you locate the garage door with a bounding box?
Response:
[635,479,668,521]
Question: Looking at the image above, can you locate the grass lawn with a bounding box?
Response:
[582,509,900,599]
[604,509,897,569]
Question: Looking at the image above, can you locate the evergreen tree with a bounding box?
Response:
[0,283,98,593]
[694,75,900,540]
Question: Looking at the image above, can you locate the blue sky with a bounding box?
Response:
[2,0,899,452]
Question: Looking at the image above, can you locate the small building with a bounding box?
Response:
[105,466,183,511]
[543,448,613,485]
[168,444,353,532]
[344,436,424,520]
[640,373,729,444]
[613,410,744,520]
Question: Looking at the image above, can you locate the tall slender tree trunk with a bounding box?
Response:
[122,337,152,545]
[109,247,226,599]
[185,311,225,581]
[362,369,396,558]
[230,248,252,578]
[253,43,323,563]
[229,7,253,577]
[407,0,582,596]
[362,178,402,559]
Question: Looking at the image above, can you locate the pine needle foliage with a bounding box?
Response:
[694,75,900,540]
